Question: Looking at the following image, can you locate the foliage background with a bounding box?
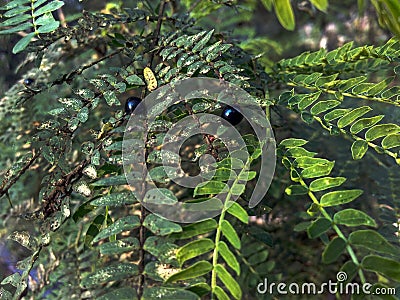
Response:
[0,0,399,299]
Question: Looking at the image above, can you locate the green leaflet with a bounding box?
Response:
[166,261,213,283]
[176,239,214,266]
[322,237,346,264]
[80,263,138,288]
[220,220,241,249]
[307,218,331,239]
[349,230,400,256]
[351,140,368,160]
[362,255,400,282]
[333,209,377,227]
[218,241,240,275]
[320,190,363,207]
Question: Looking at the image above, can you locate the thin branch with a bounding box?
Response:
[0,151,41,198]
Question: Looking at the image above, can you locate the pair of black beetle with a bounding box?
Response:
[125,96,243,125]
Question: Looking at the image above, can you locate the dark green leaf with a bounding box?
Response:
[322,237,346,264]
[98,288,138,300]
[91,192,136,206]
[362,255,400,282]
[81,263,138,288]
[215,264,242,299]
[307,218,331,239]
[333,209,376,227]
[142,287,200,300]
[349,230,399,256]
[33,1,64,17]
[91,175,127,186]
[98,237,139,255]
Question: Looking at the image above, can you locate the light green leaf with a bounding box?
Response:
[310,100,340,115]
[221,220,241,249]
[176,239,214,266]
[334,209,376,227]
[301,162,334,178]
[171,219,217,239]
[279,138,308,148]
[310,0,328,12]
[213,286,230,300]
[297,91,322,110]
[382,133,400,149]
[309,177,346,192]
[365,124,400,141]
[37,20,59,33]
[125,74,145,85]
[142,287,200,300]
[324,109,351,122]
[215,264,242,299]
[337,106,372,128]
[33,1,65,17]
[218,241,240,275]
[320,190,363,207]
[273,0,295,31]
[349,115,384,134]
[231,183,245,196]
[322,237,346,264]
[351,140,368,160]
[194,181,228,196]
[227,202,248,223]
[12,32,35,54]
[166,261,212,283]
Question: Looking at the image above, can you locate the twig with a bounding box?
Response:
[57,8,67,28]
[0,151,41,198]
